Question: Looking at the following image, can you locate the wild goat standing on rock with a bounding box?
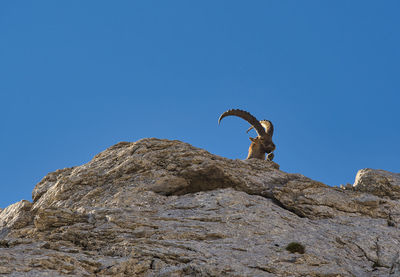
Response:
[218,109,276,161]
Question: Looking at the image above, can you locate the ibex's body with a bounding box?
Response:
[218,109,276,160]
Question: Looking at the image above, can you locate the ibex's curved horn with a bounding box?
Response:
[246,120,274,136]
[218,109,267,138]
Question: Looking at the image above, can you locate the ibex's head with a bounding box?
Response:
[218,109,276,160]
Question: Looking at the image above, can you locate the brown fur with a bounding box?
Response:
[218,109,276,160]
[247,137,275,160]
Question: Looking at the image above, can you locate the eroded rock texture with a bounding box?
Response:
[0,138,399,276]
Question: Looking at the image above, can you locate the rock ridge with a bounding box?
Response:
[0,138,399,276]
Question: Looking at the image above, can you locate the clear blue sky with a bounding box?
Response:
[1,1,399,208]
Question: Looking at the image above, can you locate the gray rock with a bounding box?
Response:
[0,200,33,229]
[0,138,399,276]
[353,168,400,200]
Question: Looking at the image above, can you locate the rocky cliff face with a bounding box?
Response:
[0,138,399,276]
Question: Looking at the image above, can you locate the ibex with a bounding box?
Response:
[218,109,276,161]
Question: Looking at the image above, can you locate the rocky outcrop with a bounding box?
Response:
[353,168,400,200]
[0,138,399,276]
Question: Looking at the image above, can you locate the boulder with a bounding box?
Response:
[353,168,400,200]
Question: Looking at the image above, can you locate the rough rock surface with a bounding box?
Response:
[0,138,399,276]
[353,168,400,200]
